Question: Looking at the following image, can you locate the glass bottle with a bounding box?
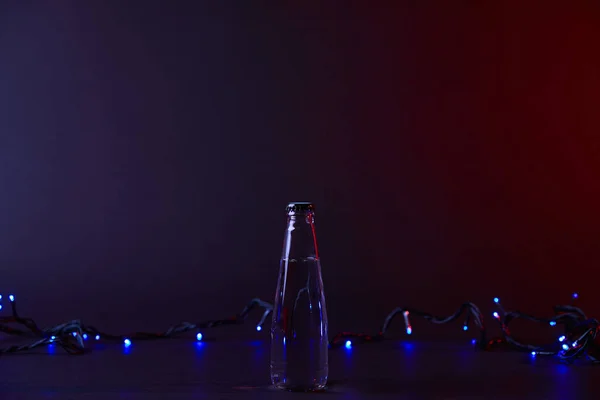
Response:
[270,202,328,391]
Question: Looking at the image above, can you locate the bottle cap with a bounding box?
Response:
[286,202,315,213]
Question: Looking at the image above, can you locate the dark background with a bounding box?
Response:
[1,1,599,340]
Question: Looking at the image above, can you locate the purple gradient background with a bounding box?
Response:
[1,1,600,339]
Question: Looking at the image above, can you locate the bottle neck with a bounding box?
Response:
[282,212,319,260]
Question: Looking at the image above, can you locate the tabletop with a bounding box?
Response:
[0,337,597,399]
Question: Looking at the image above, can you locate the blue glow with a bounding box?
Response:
[562,344,569,351]
[572,293,579,299]
[531,351,536,356]
[406,327,412,335]
[559,336,566,342]
[124,338,132,347]
[95,335,100,341]
[50,336,56,341]
[256,326,262,332]
[72,332,77,337]
[463,325,468,331]
[572,341,578,347]
[196,333,203,341]
[283,337,286,345]
[493,297,499,303]
[0,295,2,300]
[0,305,3,311]
[83,334,88,340]
[471,339,477,345]
[549,321,557,326]
[345,340,352,349]
[9,295,14,302]
[493,312,499,318]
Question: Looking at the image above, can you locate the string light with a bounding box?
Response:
[0,296,272,355]
[0,292,598,365]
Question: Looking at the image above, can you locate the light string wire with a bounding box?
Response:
[0,293,598,363]
[0,296,272,355]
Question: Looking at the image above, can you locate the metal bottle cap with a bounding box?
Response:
[285,202,315,213]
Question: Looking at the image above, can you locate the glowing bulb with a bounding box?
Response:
[95,335,100,340]
[124,339,132,347]
[50,336,56,341]
[531,351,536,356]
[406,327,412,335]
[345,340,352,349]
[256,326,262,332]
[572,341,578,347]
[493,297,499,303]
[572,293,579,299]
[562,344,569,351]
[463,325,468,331]
[471,339,477,345]
[83,334,88,340]
[558,336,566,342]
[493,312,499,319]
[0,295,3,300]
[9,295,14,302]
[72,332,77,337]
[549,321,557,326]
[0,305,3,311]
[196,333,203,341]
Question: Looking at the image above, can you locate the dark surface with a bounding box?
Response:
[1,337,597,399]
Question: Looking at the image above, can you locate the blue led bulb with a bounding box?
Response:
[124,338,132,347]
[256,325,262,332]
[493,297,499,303]
[95,335,100,340]
[345,340,352,349]
[196,333,203,341]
